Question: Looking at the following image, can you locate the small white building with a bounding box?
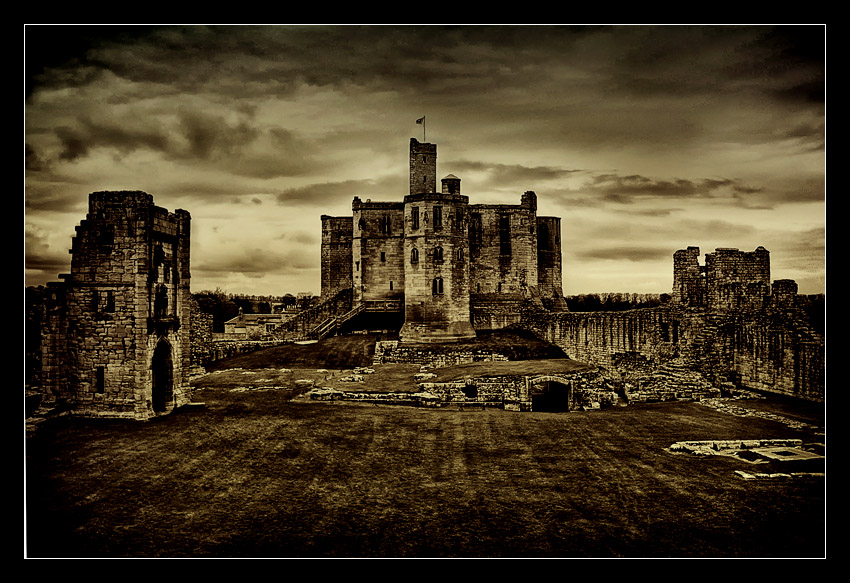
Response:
[223,309,294,338]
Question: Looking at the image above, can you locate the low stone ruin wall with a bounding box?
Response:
[373,340,510,368]
[198,340,289,366]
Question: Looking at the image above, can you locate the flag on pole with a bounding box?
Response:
[416,116,425,124]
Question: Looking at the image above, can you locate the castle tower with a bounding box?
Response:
[399,140,476,343]
[537,215,567,310]
[672,246,705,307]
[40,191,192,420]
[410,138,437,195]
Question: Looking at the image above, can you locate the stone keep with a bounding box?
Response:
[41,191,192,420]
[320,138,566,343]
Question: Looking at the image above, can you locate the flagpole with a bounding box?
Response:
[416,115,426,141]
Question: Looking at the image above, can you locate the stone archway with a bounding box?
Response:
[530,376,574,412]
[151,339,173,413]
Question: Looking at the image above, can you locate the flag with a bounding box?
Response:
[416,116,425,124]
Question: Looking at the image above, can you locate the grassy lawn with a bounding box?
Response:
[25,386,825,558]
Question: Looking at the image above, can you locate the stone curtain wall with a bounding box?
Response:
[190,297,215,366]
[729,314,824,401]
[519,304,824,402]
[521,308,676,370]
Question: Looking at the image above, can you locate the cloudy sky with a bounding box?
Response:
[24,25,826,297]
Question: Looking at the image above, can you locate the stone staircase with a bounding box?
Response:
[310,302,365,340]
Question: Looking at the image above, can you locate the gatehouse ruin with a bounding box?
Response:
[37,191,193,420]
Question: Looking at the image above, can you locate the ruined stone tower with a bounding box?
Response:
[40,191,192,420]
[672,246,771,312]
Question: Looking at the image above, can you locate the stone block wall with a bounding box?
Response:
[400,191,475,342]
[467,194,538,296]
[320,216,353,300]
[470,295,528,331]
[672,246,705,307]
[352,199,405,304]
[190,297,215,366]
[673,246,772,313]
[704,247,771,312]
[40,191,193,420]
[536,215,566,308]
[374,340,509,368]
[519,300,824,402]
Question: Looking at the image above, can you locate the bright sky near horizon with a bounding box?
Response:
[25,25,826,297]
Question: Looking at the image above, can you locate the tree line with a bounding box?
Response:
[564,293,671,312]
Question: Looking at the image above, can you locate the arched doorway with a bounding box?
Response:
[151,339,173,413]
[530,377,574,412]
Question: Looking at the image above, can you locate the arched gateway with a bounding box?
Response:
[529,376,575,412]
[151,339,174,413]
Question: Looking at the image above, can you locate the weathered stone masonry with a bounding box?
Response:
[319,137,567,344]
[40,191,193,420]
[522,247,824,402]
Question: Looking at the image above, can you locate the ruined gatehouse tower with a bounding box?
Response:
[40,191,192,420]
[321,138,567,343]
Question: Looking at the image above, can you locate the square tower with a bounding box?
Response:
[409,138,437,195]
[40,191,192,420]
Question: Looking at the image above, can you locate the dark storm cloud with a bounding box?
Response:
[273,175,407,208]
[590,174,736,201]
[36,108,321,180]
[453,160,581,185]
[24,184,89,213]
[25,225,69,273]
[54,117,170,161]
[26,25,824,157]
[27,25,820,101]
[277,231,318,245]
[574,173,791,208]
[194,246,316,278]
[25,143,45,172]
[574,246,673,262]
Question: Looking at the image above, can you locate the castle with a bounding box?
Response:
[321,138,566,343]
[28,139,824,421]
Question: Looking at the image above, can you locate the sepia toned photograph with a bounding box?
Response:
[24,24,825,558]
